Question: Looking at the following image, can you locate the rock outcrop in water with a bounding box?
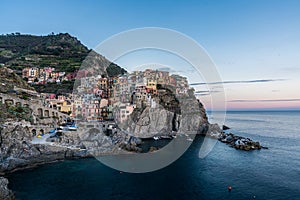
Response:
[0,177,15,200]
[197,124,265,151]
[218,132,264,151]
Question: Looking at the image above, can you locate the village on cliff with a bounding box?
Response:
[21,66,190,124]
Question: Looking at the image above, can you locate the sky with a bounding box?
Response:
[1,0,300,110]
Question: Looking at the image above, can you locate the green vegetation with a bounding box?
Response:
[107,63,127,77]
[0,33,87,69]
[32,81,75,95]
[0,102,33,123]
[0,32,127,94]
[0,33,126,74]
[0,67,34,93]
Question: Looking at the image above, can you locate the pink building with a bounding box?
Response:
[49,94,56,99]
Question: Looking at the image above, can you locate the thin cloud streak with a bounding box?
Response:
[194,90,220,96]
[190,79,286,86]
[195,90,210,94]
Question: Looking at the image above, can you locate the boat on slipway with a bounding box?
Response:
[60,121,78,131]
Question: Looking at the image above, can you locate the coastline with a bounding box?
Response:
[7,123,291,200]
[0,127,265,200]
[0,126,264,175]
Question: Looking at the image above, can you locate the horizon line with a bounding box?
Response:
[206,109,300,112]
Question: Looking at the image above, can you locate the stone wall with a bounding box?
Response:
[0,93,69,124]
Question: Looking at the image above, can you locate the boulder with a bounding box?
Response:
[206,123,222,138]
[218,132,265,151]
[222,125,230,130]
[149,146,158,152]
[198,123,209,135]
[0,177,15,200]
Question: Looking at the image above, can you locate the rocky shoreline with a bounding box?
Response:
[0,177,15,200]
[203,124,267,151]
[0,122,266,174]
[0,123,267,199]
[0,91,266,199]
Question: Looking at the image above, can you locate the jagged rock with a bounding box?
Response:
[122,94,209,138]
[218,132,265,151]
[124,106,176,138]
[178,97,203,134]
[0,125,96,173]
[0,177,15,200]
[118,143,142,153]
[149,146,158,152]
[206,123,222,138]
[198,123,209,135]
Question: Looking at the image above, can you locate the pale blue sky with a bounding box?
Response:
[1,0,300,110]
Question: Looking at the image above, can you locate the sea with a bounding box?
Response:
[6,111,300,200]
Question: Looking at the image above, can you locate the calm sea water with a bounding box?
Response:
[7,111,300,200]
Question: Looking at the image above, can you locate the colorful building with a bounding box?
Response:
[146,78,158,94]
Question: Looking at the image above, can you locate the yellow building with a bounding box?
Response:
[49,99,73,115]
[146,79,157,94]
[60,100,73,114]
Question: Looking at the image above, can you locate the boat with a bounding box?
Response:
[187,138,193,142]
[56,127,63,133]
[37,130,44,138]
[48,129,56,134]
[59,121,78,131]
[49,129,56,133]
[59,125,66,130]
[68,125,78,131]
[153,136,160,140]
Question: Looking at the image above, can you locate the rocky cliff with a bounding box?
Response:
[124,106,176,138]
[121,88,209,138]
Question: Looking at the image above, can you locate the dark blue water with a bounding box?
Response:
[7,111,300,200]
